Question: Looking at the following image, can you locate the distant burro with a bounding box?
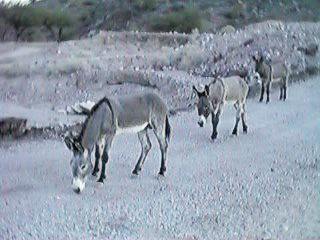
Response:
[193,75,249,140]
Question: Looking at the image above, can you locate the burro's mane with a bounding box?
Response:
[78,97,110,143]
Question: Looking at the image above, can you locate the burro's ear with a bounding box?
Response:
[192,85,200,95]
[205,85,210,96]
[64,135,75,151]
[192,85,200,98]
[252,55,257,61]
[73,139,84,153]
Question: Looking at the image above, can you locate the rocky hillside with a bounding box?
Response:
[0,0,320,42]
[0,21,319,116]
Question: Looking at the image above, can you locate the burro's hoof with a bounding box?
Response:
[96,181,104,188]
[92,169,99,177]
[131,173,139,179]
[157,173,166,180]
[97,178,105,184]
[211,133,217,141]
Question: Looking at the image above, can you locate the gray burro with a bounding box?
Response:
[193,75,249,140]
[252,54,290,103]
[64,92,171,193]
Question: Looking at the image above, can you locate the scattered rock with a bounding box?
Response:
[304,43,318,56]
[0,117,27,138]
[243,38,254,47]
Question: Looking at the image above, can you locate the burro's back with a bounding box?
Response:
[115,92,168,127]
[223,76,249,102]
[142,92,168,114]
[208,76,248,103]
[272,62,290,81]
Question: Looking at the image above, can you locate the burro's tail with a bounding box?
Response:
[165,115,171,144]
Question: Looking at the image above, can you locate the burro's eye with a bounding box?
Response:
[80,164,87,170]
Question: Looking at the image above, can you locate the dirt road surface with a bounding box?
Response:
[0,76,319,239]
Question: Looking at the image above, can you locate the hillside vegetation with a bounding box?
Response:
[0,0,319,41]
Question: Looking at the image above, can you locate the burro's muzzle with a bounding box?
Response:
[198,115,206,127]
[72,178,86,194]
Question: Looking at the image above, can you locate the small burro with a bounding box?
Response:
[64,92,171,193]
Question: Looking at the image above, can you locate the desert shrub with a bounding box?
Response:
[1,4,76,41]
[1,5,45,40]
[0,17,8,40]
[43,8,76,42]
[103,6,134,31]
[109,69,156,88]
[171,43,210,71]
[151,46,173,69]
[151,7,202,33]
[224,1,247,20]
[134,0,159,11]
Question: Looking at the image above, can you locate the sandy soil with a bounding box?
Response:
[0,76,319,239]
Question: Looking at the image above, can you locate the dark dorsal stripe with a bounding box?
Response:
[104,98,114,126]
[79,97,114,144]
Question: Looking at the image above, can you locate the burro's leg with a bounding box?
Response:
[241,103,248,133]
[211,112,217,140]
[279,86,283,100]
[92,139,105,176]
[266,81,272,103]
[97,135,114,183]
[259,82,265,102]
[283,76,288,101]
[211,104,223,140]
[232,102,240,135]
[132,128,152,175]
[151,118,169,176]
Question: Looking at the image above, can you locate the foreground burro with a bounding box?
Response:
[64,92,171,193]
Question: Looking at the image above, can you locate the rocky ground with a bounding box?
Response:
[0,20,320,239]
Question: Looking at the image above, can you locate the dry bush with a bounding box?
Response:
[171,43,211,71]
[46,57,87,77]
[151,7,202,33]
[150,46,174,70]
[108,69,156,88]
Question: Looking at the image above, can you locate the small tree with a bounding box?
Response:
[2,5,45,40]
[43,9,76,42]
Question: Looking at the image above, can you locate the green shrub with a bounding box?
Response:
[2,5,45,40]
[134,0,159,11]
[151,7,202,33]
[224,1,247,20]
[1,4,75,41]
[43,8,76,41]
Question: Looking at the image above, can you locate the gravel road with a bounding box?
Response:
[0,77,319,239]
